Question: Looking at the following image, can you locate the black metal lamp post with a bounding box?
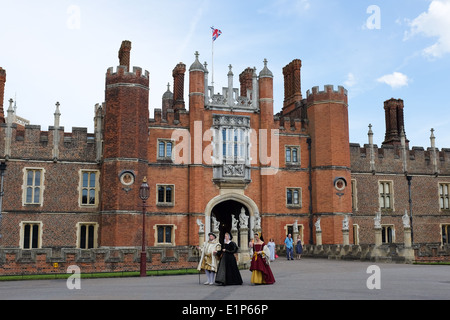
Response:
[0,162,6,239]
[139,177,150,277]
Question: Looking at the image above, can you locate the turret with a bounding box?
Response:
[258,59,274,129]
[101,41,150,247]
[306,85,352,245]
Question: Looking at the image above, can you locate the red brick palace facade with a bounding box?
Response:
[0,41,449,274]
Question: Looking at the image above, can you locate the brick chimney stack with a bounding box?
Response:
[239,67,254,98]
[118,40,132,71]
[172,62,186,111]
[0,67,6,123]
[282,59,302,114]
[382,98,409,147]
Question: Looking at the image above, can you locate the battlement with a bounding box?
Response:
[0,123,96,162]
[306,85,348,104]
[149,108,190,127]
[106,66,149,80]
[273,116,305,134]
[350,142,450,174]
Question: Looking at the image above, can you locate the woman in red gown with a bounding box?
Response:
[249,233,275,285]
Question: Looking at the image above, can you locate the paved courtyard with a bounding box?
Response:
[0,258,449,301]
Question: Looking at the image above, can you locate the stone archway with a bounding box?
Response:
[204,193,259,241]
[204,193,258,266]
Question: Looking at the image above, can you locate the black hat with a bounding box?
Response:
[208,232,217,239]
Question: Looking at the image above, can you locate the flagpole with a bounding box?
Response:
[211,30,215,87]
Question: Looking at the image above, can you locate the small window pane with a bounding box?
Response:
[83,172,89,188]
[157,227,164,243]
[27,171,33,186]
[165,227,172,243]
[32,225,39,248]
[24,224,31,249]
[34,187,40,203]
[34,171,41,186]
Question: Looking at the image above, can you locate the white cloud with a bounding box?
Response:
[405,0,450,58]
[344,73,356,87]
[377,72,409,89]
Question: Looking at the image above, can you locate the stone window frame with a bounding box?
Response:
[438,182,450,211]
[153,224,177,246]
[22,167,45,207]
[19,221,43,249]
[441,224,450,246]
[156,184,175,207]
[285,145,300,166]
[157,139,174,161]
[378,180,394,211]
[78,170,100,208]
[381,224,395,244]
[286,187,302,208]
[76,222,99,249]
[351,179,358,211]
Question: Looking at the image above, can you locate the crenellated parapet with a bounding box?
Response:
[0,123,96,162]
[149,108,190,127]
[306,85,348,105]
[350,142,450,175]
[105,65,149,89]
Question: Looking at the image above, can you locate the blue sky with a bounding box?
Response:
[0,0,449,148]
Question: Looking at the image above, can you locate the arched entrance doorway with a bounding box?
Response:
[204,193,259,243]
[211,200,249,246]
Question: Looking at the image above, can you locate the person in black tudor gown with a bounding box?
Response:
[215,232,243,286]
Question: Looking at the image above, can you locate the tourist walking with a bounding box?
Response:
[250,233,275,285]
[284,233,294,260]
[215,232,243,286]
[295,235,303,260]
[267,238,276,261]
[197,232,221,285]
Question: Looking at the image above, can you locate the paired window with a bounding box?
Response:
[286,188,301,207]
[24,169,44,205]
[157,185,174,206]
[21,222,42,249]
[81,171,98,206]
[381,225,395,244]
[439,183,450,210]
[158,140,173,159]
[157,225,173,244]
[379,181,393,210]
[78,223,98,249]
[285,146,300,165]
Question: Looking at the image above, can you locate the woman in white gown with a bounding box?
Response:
[267,238,276,261]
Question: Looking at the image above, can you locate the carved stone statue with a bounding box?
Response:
[374,211,381,229]
[402,210,411,228]
[293,220,298,233]
[231,214,238,231]
[212,216,220,232]
[239,207,248,228]
[196,218,204,233]
[342,215,349,231]
[315,218,321,232]
[254,211,261,230]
